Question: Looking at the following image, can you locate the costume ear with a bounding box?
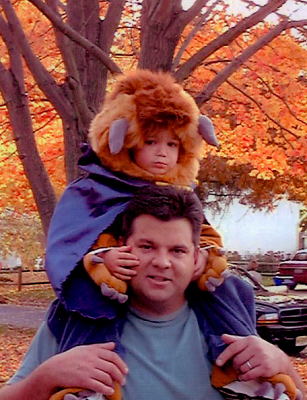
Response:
[198,115,220,148]
[109,117,129,154]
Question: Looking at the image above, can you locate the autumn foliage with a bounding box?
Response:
[0,1,307,261]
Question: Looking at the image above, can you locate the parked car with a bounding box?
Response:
[274,249,307,290]
[230,265,307,355]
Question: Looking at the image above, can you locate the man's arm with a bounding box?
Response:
[0,342,128,400]
[216,334,306,399]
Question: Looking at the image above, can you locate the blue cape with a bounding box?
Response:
[45,146,148,318]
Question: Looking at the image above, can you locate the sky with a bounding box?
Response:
[182,0,307,21]
[206,200,301,255]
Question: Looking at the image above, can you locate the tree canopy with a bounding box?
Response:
[0,0,307,241]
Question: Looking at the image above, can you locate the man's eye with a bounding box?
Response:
[172,248,186,255]
[140,245,152,250]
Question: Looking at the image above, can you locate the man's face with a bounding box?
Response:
[125,214,199,316]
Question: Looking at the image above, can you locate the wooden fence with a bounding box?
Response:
[0,261,280,291]
[0,268,50,291]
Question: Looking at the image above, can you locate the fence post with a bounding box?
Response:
[17,266,22,291]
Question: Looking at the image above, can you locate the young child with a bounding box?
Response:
[45,69,228,315]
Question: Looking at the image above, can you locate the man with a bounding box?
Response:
[0,185,305,400]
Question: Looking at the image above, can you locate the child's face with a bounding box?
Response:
[133,130,179,175]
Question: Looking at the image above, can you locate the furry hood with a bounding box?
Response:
[89,70,207,186]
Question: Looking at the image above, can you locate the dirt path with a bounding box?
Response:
[0,304,46,328]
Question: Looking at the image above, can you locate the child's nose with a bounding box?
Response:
[156,143,168,156]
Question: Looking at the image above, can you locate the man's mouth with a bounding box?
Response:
[148,275,171,282]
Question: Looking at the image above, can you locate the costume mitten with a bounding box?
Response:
[211,363,300,400]
[83,233,128,303]
[197,224,230,291]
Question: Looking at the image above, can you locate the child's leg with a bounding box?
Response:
[83,233,128,303]
[198,224,230,291]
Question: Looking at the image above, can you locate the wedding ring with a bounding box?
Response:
[246,360,252,370]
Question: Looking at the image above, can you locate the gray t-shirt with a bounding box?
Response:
[121,303,223,400]
[8,304,223,400]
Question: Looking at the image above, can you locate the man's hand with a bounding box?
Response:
[40,342,128,397]
[216,334,289,381]
[0,343,128,400]
[104,246,139,280]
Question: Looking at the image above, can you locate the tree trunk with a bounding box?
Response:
[0,67,57,234]
[139,0,184,71]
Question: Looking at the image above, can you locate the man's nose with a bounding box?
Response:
[152,250,171,268]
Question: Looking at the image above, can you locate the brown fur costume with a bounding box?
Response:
[89,69,205,186]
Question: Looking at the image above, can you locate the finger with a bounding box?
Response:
[113,272,133,280]
[94,358,127,388]
[98,342,116,350]
[85,377,117,397]
[117,246,133,253]
[216,335,248,366]
[117,259,140,267]
[118,254,140,262]
[237,357,259,375]
[96,345,129,375]
[238,364,264,381]
[221,334,243,345]
[114,266,138,275]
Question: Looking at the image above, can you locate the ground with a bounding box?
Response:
[0,274,307,392]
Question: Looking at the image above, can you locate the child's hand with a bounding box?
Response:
[104,246,139,280]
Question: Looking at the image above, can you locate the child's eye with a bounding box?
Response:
[145,139,155,145]
[168,141,179,147]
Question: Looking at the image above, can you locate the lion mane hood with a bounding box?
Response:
[88,69,206,186]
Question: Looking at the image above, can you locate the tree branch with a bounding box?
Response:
[27,0,122,74]
[175,0,288,81]
[224,78,300,144]
[181,0,210,26]
[0,0,72,122]
[245,64,307,128]
[102,0,126,51]
[172,0,219,71]
[46,0,92,127]
[195,18,307,104]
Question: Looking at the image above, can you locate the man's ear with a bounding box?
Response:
[191,247,207,281]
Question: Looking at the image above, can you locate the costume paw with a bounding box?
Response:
[64,391,105,400]
[101,283,128,303]
[221,269,231,279]
[64,395,79,400]
[206,276,224,292]
[216,379,291,400]
[256,381,287,399]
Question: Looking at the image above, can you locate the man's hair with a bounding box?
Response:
[121,185,204,246]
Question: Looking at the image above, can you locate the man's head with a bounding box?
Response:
[120,185,204,315]
[121,185,204,247]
